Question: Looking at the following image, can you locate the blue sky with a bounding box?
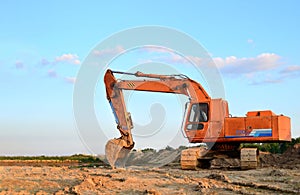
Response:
[1,1,299,155]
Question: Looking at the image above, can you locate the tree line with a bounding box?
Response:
[241,137,300,154]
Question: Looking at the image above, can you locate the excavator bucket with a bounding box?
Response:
[105,138,131,169]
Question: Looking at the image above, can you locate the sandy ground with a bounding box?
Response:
[0,144,299,194]
[0,165,299,194]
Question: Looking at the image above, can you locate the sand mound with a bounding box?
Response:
[260,144,300,168]
[126,148,183,167]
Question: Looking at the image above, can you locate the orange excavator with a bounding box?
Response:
[104,69,291,169]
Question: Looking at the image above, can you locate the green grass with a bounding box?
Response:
[0,154,102,163]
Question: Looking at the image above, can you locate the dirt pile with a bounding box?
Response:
[260,144,300,168]
[125,148,183,167]
[278,143,300,168]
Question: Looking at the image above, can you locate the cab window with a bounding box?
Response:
[187,103,208,130]
[189,103,208,122]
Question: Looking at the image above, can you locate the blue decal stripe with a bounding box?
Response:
[226,128,272,138]
[250,129,272,137]
[255,133,272,137]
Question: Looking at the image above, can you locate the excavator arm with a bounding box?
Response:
[104,69,211,168]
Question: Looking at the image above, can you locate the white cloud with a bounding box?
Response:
[40,58,50,66]
[247,39,255,48]
[247,39,254,44]
[157,52,282,77]
[47,69,57,78]
[138,48,282,77]
[137,47,297,85]
[64,77,76,84]
[55,54,81,65]
[15,61,24,69]
[278,65,300,80]
[280,65,300,74]
[179,52,293,85]
[250,78,283,85]
[93,45,125,57]
[139,46,172,54]
[214,53,282,74]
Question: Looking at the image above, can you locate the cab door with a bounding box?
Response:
[184,102,209,142]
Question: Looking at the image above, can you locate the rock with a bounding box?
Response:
[198,180,211,189]
[145,189,161,195]
[207,173,230,182]
[54,190,65,195]
[269,169,285,176]
[35,190,48,195]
